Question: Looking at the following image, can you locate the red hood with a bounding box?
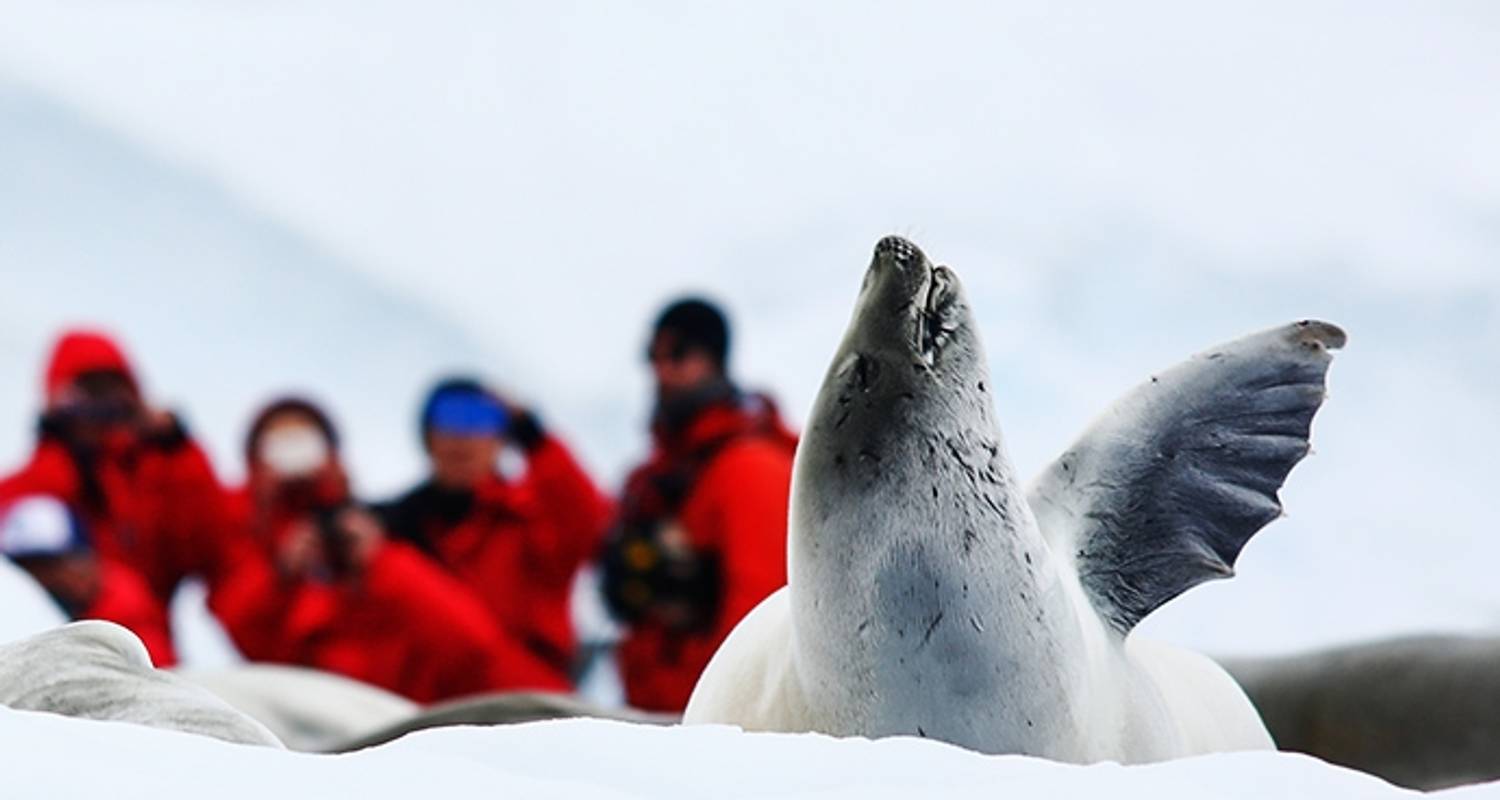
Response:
[43,330,139,405]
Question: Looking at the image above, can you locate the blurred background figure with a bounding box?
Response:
[0,494,176,666]
[0,330,255,648]
[226,397,565,702]
[379,378,613,689]
[599,297,797,712]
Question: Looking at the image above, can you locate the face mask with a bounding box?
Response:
[258,425,330,478]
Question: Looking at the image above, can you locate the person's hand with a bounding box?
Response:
[138,407,178,436]
[494,392,546,452]
[331,507,385,573]
[276,520,320,580]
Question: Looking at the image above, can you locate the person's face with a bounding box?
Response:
[52,370,142,447]
[649,332,720,401]
[426,431,502,490]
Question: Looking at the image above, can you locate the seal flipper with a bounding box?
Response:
[1026,320,1345,634]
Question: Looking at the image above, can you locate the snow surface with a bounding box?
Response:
[0,3,1495,663]
[0,559,65,644]
[0,708,1471,799]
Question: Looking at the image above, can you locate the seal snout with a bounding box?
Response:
[866,235,931,296]
[852,236,974,367]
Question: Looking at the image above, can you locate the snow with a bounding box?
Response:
[0,559,65,644]
[168,579,245,669]
[0,708,1456,799]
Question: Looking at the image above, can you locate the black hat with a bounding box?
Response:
[651,297,730,368]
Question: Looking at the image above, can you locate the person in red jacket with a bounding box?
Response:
[0,494,177,666]
[600,297,797,712]
[223,397,565,702]
[378,379,613,688]
[0,330,262,641]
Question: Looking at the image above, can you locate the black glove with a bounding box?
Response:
[138,412,190,451]
[38,410,72,443]
[507,409,547,453]
[313,502,357,579]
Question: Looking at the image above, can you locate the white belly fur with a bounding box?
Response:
[1124,636,1274,756]
[685,589,1272,761]
[685,588,805,731]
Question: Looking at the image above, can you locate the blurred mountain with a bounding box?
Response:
[0,80,496,495]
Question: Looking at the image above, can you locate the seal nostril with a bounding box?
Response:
[875,235,917,265]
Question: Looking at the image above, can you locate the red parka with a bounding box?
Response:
[220,471,569,702]
[0,332,263,647]
[86,559,178,667]
[613,395,797,712]
[379,434,613,686]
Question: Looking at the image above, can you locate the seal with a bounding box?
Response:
[1225,635,1500,791]
[0,621,283,747]
[182,668,675,753]
[178,664,417,752]
[684,235,1345,763]
[330,692,678,752]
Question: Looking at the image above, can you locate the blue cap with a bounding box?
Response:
[424,388,509,437]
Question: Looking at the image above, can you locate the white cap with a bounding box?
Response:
[0,496,85,558]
